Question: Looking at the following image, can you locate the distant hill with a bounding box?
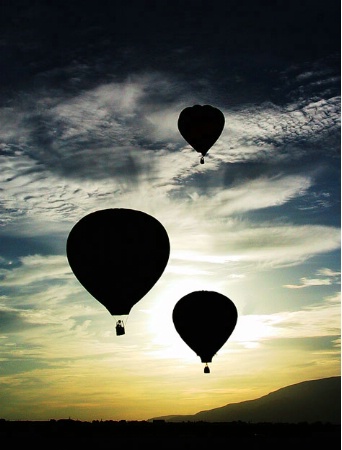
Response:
[150,376,341,424]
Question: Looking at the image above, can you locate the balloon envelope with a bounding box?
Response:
[66,208,170,316]
[172,290,237,364]
[178,105,225,160]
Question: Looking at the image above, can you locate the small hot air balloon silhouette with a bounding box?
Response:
[172,290,237,373]
[66,208,170,335]
[178,104,225,164]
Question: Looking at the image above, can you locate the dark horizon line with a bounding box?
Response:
[1,418,340,425]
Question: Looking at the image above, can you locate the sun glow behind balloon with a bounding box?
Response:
[143,280,239,368]
[144,280,207,361]
[172,291,237,366]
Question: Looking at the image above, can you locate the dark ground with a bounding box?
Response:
[0,419,340,448]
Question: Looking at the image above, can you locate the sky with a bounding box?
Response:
[0,0,340,422]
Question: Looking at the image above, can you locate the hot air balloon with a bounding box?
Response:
[66,208,170,335]
[172,290,237,373]
[178,104,225,164]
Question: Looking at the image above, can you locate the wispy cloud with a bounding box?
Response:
[283,267,341,289]
[232,292,341,346]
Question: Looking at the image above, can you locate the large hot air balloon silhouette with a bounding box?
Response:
[172,290,237,373]
[66,208,170,335]
[178,104,225,164]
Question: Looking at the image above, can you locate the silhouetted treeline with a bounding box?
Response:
[0,418,340,448]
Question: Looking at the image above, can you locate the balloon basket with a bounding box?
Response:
[116,320,125,336]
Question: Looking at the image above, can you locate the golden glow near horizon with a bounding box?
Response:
[0,214,339,422]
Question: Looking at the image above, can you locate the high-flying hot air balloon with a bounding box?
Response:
[178,104,225,164]
[172,290,237,373]
[66,208,170,335]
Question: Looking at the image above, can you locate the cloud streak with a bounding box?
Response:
[283,268,341,289]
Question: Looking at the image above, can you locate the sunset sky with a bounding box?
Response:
[0,0,340,421]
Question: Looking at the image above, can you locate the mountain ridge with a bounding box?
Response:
[149,376,341,424]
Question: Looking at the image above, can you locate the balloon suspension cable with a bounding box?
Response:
[204,363,210,374]
[200,156,205,164]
